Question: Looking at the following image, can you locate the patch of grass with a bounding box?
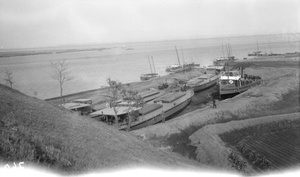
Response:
[149,87,299,162]
[241,88,300,119]
[236,60,300,68]
[166,125,200,160]
[1,83,203,174]
[147,125,204,160]
[0,112,83,173]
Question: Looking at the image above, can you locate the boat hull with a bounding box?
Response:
[140,73,158,81]
[120,90,194,130]
[219,80,261,96]
[189,76,219,92]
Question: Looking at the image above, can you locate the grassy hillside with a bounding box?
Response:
[0,84,201,174]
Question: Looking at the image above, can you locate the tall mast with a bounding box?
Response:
[226,43,230,57]
[256,41,260,52]
[268,40,272,53]
[175,46,181,66]
[151,56,156,73]
[148,55,153,73]
[222,43,225,57]
[181,46,185,64]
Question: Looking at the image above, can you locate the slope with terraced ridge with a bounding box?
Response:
[0,84,203,174]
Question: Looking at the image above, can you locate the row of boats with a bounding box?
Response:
[140,46,200,81]
[62,60,261,131]
[62,44,266,131]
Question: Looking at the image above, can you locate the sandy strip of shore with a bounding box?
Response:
[46,68,205,107]
[133,64,299,138]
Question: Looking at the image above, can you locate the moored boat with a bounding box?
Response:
[206,65,224,71]
[218,67,261,97]
[140,73,159,81]
[186,74,219,92]
[165,46,199,73]
[140,56,159,81]
[61,98,94,115]
[89,88,194,131]
[213,56,237,66]
[214,43,238,66]
[165,62,200,73]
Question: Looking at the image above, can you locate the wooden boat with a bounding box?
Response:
[61,99,94,115]
[186,74,219,92]
[247,41,282,58]
[213,56,237,66]
[206,65,224,71]
[165,64,181,72]
[218,67,261,97]
[165,46,199,73]
[140,73,159,81]
[214,43,238,66]
[89,88,194,131]
[140,56,158,81]
[166,65,193,73]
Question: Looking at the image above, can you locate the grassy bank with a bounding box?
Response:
[153,87,300,163]
[135,59,299,167]
[0,84,203,174]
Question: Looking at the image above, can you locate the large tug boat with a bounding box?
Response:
[218,64,262,97]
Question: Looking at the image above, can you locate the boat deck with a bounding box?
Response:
[154,92,186,103]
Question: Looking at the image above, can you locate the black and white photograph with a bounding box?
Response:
[0,0,299,176]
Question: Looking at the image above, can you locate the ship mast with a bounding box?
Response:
[222,43,225,57]
[148,55,153,74]
[268,40,272,54]
[226,43,230,57]
[151,56,156,73]
[175,46,181,66]
[181,46,185,65]
[229,43,233,56]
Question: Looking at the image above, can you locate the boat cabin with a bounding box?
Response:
[90,106,140,124]
[62,100,93,115]
[61,99,93,115]
[90,103,163,126]
[219,70,261,87]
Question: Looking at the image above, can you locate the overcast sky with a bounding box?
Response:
[0,0,299,49]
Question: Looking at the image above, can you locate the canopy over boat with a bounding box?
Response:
[90,106,140,117]
[62,103,91,110]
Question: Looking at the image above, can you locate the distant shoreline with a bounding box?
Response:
[1,32,299,53]
[0,47,110,58]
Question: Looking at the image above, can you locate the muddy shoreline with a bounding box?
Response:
[46,68,207,108]
[45,57,300,174]
[133,58,300,174]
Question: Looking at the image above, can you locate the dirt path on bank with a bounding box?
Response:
[189,112,300,173]
[132,59,299,173]
[133,65,299,138]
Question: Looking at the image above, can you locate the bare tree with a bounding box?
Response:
[50,60,74,104]
[4,69,15,89]
[105,78,144,130]
[121,89,143,131]
[106,77,123,127]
